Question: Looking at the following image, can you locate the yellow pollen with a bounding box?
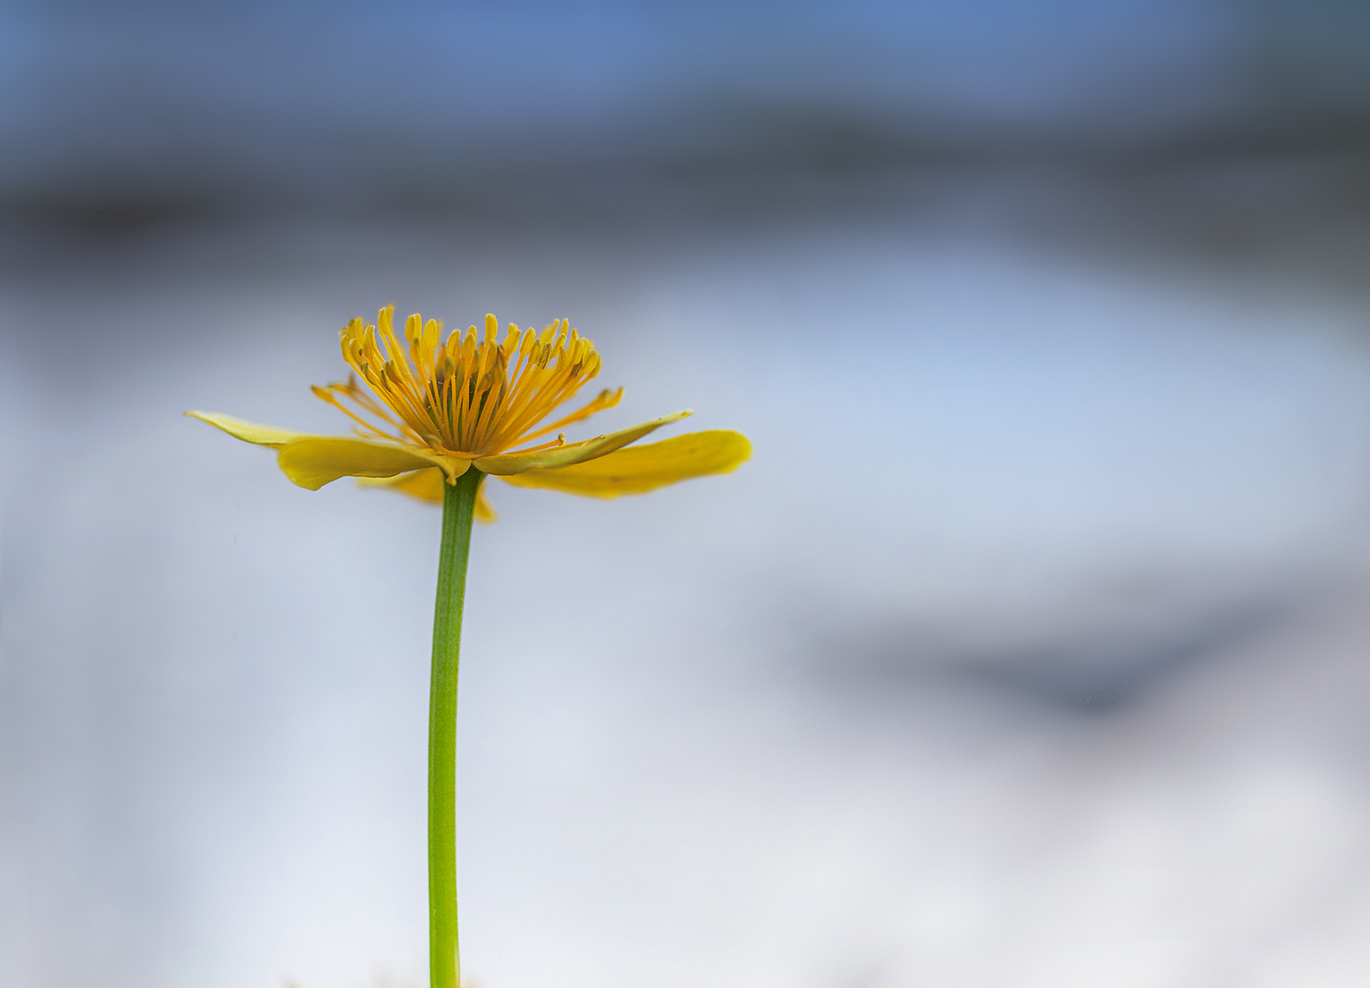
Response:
[325,306,619,456]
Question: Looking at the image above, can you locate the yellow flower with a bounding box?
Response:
[189,306,749,519]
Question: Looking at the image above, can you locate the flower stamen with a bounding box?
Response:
[326,307,606,457]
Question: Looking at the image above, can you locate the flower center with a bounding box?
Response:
[317,306,610,456]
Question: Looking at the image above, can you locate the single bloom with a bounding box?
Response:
[189,306,749,518]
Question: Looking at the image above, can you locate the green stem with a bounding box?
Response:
[429,468,482,988]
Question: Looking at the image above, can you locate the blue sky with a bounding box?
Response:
[0,0,1357,200]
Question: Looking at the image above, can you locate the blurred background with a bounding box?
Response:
[6,1,1370,986]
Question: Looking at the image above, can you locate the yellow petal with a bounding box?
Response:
[500,430,750,497]
[277,438,465,491]
[357,466,446,502]
[185,410,305,448]
[358,468,500,523]
[474,483,498,524]
[475,411,692,475]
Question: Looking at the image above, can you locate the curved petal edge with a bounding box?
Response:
[185,410,305,448]
[500,429,750,497]
[358,468,498,523]
[277,438,464,491]
[475,411,692,475]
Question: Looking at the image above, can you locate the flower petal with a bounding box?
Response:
[357,467,447,502]
[500,430,750,497]
[185,410,305,448]
[358,468,499,523]
[474,411,691,475]
[277,438,464,491]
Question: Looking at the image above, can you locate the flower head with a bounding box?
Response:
[189,306,748,516]
[328,307,618,456]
